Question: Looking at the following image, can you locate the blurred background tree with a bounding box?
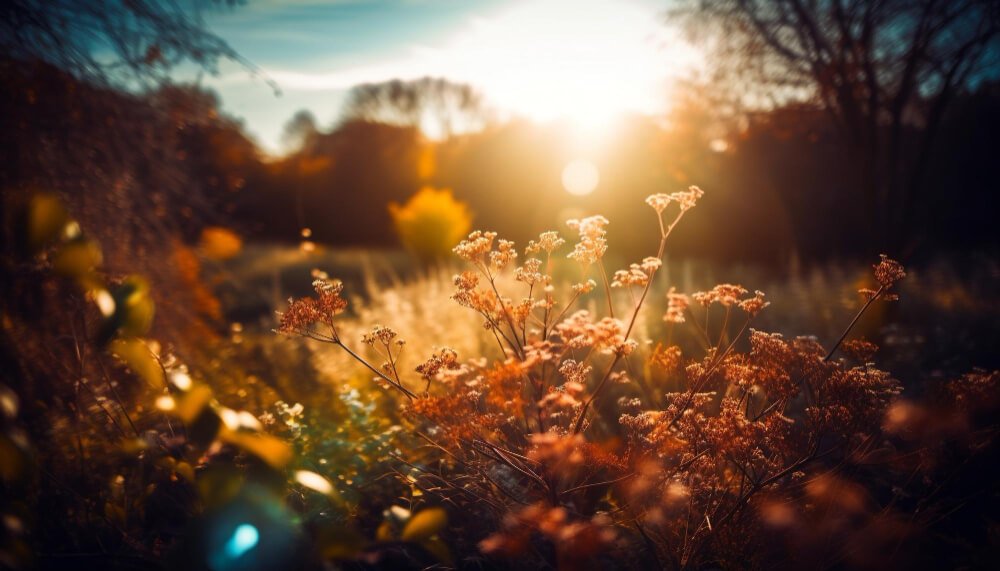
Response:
[389,186,473,263]
[341,77,493,140]
[1,0,255,86]
[672,0,1000,252]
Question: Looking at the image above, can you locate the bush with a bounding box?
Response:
[389,186,473,263]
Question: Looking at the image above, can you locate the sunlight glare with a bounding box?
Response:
[438,0,696,131]
[562,159,600,195]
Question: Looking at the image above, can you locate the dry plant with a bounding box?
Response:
[276,187,927,568]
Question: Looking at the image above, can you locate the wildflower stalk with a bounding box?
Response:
[572,209,688,434]
[753,283,890,419]
[824,284,885,362]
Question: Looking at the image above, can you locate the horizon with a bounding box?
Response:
[194,0,697,154]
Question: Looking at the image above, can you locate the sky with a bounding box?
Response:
[196,0,699,155]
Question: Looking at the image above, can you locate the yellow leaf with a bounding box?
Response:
[27,193,69,252]
[400,507,447,542]
[174,461,195,482]
[375,520,394,542]
[109,338,164,388]
[0,434,28,482]
[199,226,243,260]
[316,525,366,560]
[220,430,293,470]
[51,239,102,278]
[117,276,154,337]
[172,385,213,424]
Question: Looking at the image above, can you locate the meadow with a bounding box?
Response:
[3,1,998,568]
[3,190,996,570]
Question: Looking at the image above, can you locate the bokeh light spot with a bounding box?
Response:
[225,523,259,559]
[562,159,599,196]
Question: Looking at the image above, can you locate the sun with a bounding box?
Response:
[429,0,699,134]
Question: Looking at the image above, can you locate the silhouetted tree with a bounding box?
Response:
[281,109,320,152]
[672,0,1000,249]
[0,0,261,87]
[340,77,493,139]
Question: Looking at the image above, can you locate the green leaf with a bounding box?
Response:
[400,507,447,542]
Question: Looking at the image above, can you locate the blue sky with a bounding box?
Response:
[196,0,694,154]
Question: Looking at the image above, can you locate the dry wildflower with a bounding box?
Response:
[525,231,565,255]
[277,278,347,335]
[566,215,609,265]
[277,296,320,335]
[738,289,770,316]
[452,271,504,319]
[480,503,616,563]
[645,193,673,214]
[614,339,639,356]
[528,432,587,470]
[611,257,661,288]
[453,230,497,263]
[692,283,749,307]
[555,311,627,352]
[664,287,689,323]
[673,185,704,211]
[490,239,518,271]
[572,279,597,294]
[313,279,348,316]
[416,347,460,379]
[873,254,906,288]
[514,257,546,285]
[842,339,878,363]
[539,388,581,411]
[945,369,1000,412]
[649,344,683,372]
[362,324,398,346]
[558,359,593,385]
[860,254,906,301]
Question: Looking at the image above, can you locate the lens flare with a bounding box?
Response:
[562,160,599,196]
[224,523,259,559]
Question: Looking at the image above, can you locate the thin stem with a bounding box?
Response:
[336,340,416,400]
[598,261,615,319]
[824,285,885,362]
[572,209,687,433]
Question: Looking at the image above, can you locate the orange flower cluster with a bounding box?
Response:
[275,191,932,569]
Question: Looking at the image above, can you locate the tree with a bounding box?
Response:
[0,0,261,87]
[281,109,319,152]
[672,0,1000,249]
[340,77,493,140]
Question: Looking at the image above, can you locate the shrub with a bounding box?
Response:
[389,186,473,263]
[277,187,971,568]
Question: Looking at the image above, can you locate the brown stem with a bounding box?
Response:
[572,210,687,434]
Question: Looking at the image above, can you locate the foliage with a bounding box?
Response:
[671,0,1000,246]
[278,187,999,568]
[341,77,492,140]
[1,0,254,87]
[389,186,474,263]
[0,195,447,569]
[2,190,997,570]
